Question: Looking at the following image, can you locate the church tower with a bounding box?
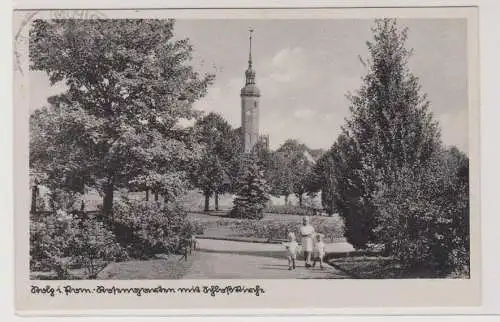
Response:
[240,28,260,153]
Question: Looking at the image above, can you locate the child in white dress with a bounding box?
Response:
[312,233,326,269]
[282,232,300,270]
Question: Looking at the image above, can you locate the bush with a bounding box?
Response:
[47,188,81,211]
[30,210,127,279]
[373,149,469,277]
[30,210,74,278]
[311,216,345,241]
[218,216,344,243]
[111,200,203,259]
[72,219,129,278]
[264,204,312,216]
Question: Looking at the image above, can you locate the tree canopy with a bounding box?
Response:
[29,19,214,215]
[269,139,315,205]
[190,112,237,211]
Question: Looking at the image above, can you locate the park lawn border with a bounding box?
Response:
[96,254,192,280]
[195,235,286,244]
[326,256,447,279]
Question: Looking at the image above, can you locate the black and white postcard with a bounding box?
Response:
[13,6,480,314]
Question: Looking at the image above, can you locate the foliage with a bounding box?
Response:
[332,19,442,249]
[30,184,47,212]
[111,200,203,259]
[321,18,470,277]
[72,218,129,278]
[46,188,81,212]
[233,220,298,242]
[30,210,127,279]
[267,151,294,201]
[265,204,312,216]
[226,127,245,189]
[252,136,273,182]
[216,216,344,243]
[193,112,236,173]
[230,154,270,220]
[268,139,315,205]
[373,148,469,276]
[29,19,213,215]
[190,152,224,210]
[308,150,337,215]
[190,112,237,210]
[311,216,346,242]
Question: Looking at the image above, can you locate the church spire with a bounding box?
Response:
[248,28,253,68]
[240,27,260,154]
[245,28,256,85]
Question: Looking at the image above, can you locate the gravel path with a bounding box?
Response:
[96,238,351,280]
[184,252,347,279]
[183,238,349,279]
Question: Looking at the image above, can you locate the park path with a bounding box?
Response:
[183,238,349,279]
[97,238,351,279]
[183,252,346,279]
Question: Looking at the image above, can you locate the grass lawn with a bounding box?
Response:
[327,256,400,279]
[97,255,192,280]
[30,258,109,280]
[30,267,92,280]
[327,256,455,279]
[31,254,193,280]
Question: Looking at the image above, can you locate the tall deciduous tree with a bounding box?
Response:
[225,127,245,192]
[334,19,442,248]
[267,151,294,204]
[29,19,213,215]
[308,150,337,216]
[191,153,224,212]
[272,139,314,206]
[191,112,237,211]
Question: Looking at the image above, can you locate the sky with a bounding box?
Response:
[30,18,469,153]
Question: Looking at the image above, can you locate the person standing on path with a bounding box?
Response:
[300,216,315,268]
[282,232,299,270]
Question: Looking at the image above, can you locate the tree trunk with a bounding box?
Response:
[284,194,289,205]
[204,192,210,212]
[31,184,38,214]
[215,191,219,211]
[154,191,159,202]
[102,181,114,217]
[145,189,149,201]
[299,194,303,207]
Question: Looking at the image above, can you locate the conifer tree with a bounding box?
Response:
[231,153,270,220]
[334,19,442,248]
